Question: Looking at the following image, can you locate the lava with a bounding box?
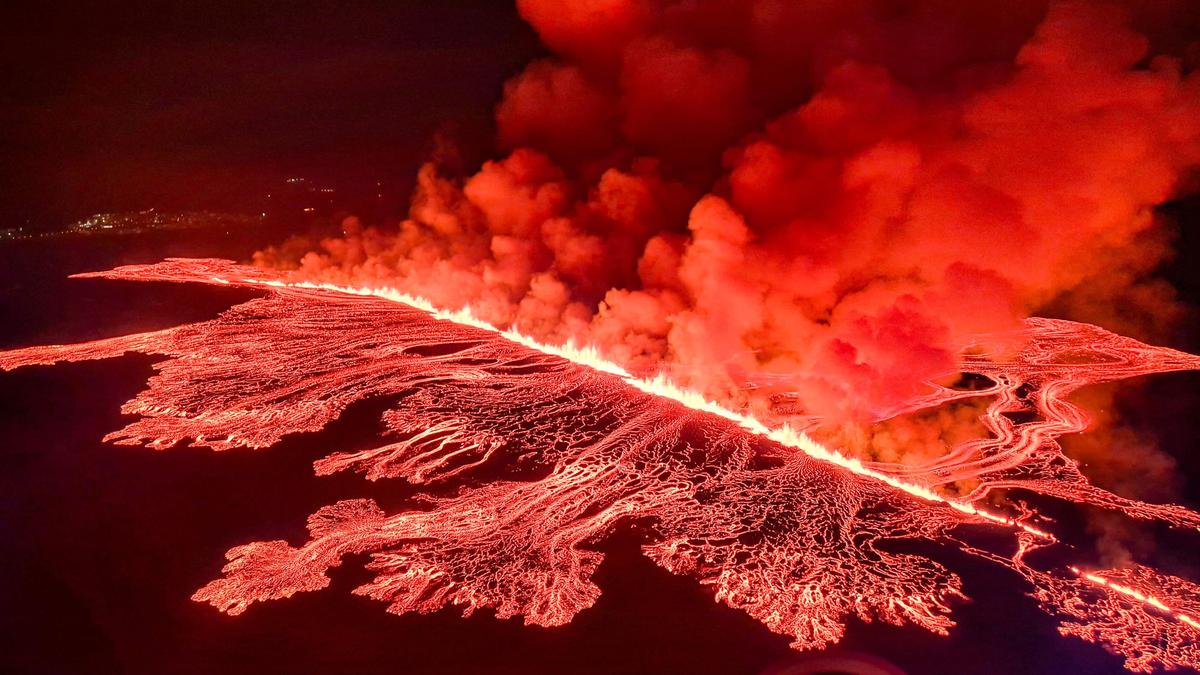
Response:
[3,257,1200,672]
[1024,565,1200,673]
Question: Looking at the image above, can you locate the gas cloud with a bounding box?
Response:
[256,1,1200,478]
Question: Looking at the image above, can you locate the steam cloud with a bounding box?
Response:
[257,0,1200,450]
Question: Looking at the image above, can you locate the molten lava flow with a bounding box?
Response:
[1020,565,1200,673]
[2,257,1199,671]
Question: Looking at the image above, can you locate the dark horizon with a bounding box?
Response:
[0,1,541,227]
[4,2,1200,674]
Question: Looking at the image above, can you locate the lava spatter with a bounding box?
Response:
[2,257,1198,671]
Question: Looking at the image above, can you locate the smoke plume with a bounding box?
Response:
[257,0,1200,447]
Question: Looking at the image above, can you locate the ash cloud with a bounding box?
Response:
[257,0,1200,436]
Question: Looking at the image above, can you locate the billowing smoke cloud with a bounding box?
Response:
[257,0,1200,439]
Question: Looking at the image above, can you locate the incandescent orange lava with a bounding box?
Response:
[2,257,1199,672]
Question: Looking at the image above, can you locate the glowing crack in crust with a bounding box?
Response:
[2,258,1199,671]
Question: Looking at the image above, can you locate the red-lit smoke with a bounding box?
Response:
[256,0,1200,429]
[3,258,1199,671]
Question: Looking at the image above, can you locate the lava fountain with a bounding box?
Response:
[2,257,1198,672]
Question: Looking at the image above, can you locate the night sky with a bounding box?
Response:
[4,3,1200,675]
[0,1,539,226]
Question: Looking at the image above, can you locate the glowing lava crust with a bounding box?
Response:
[2,258,1199,672]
